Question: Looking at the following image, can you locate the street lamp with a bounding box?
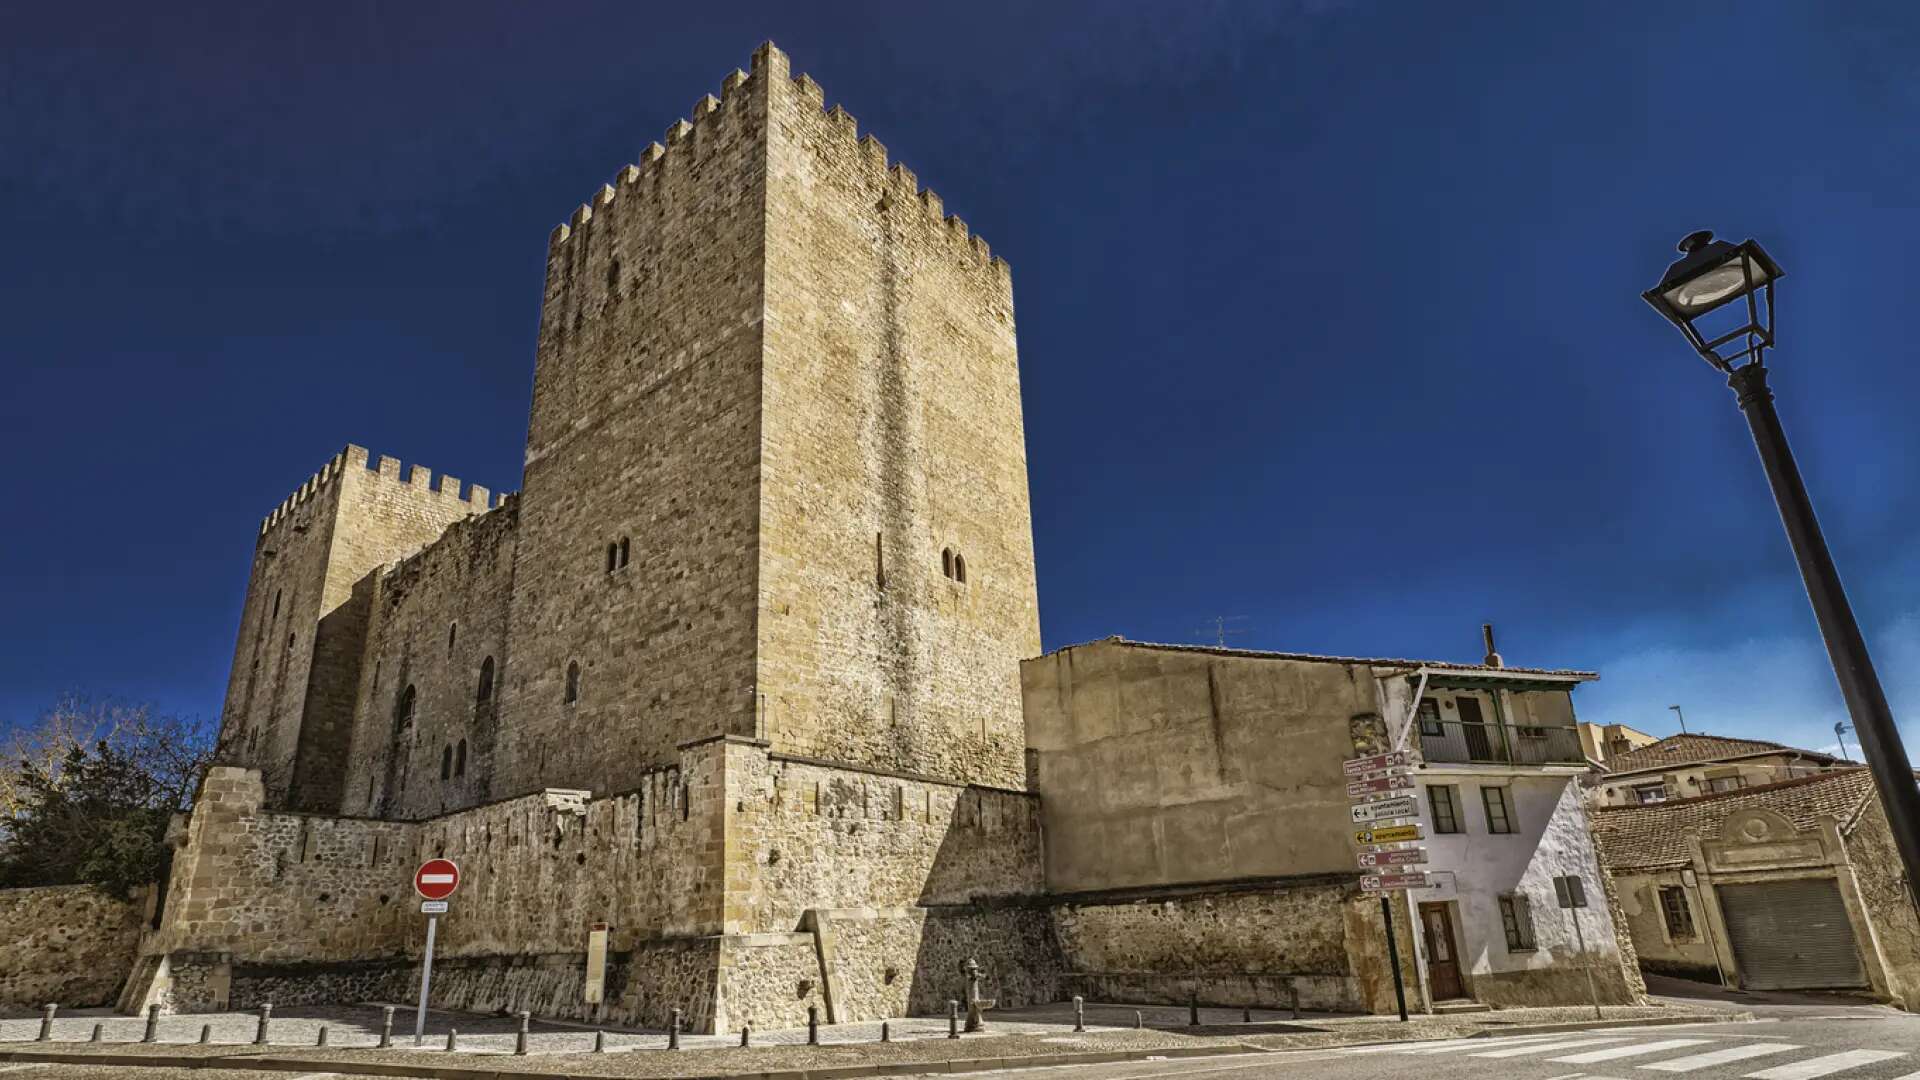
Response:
[1644,230,1920,910]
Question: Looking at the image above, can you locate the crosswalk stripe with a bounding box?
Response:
[1473,1037,1632,1058]
[1744,1051,1907,1080]
[1552,1040,1716,1064]
[1390,1034,1575,1055]
[1641,1044,1804,1072]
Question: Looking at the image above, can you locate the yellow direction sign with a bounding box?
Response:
[1352,824,1423,845]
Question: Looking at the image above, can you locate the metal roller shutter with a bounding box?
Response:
[1717,879,1867,990]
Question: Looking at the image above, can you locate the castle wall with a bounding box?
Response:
[220,446,495,807]
[340,504,519,819]
[497,60,774,800]
[0,885,146,1008]
[755,48,1039,789]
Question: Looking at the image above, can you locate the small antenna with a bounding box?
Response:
[1192,615,1250,647]
[1834,721,1853,763]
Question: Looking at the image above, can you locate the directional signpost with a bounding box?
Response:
[1345,750,1427,1022]
[413,859,460,1046]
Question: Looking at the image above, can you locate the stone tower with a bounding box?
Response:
[492,40,1041,798]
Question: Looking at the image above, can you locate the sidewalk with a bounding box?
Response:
[0,1000,1749,1079]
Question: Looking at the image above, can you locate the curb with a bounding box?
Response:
[0,1013,1749,1080]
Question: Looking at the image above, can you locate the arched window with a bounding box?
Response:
[942,548,954,579]
[618,537,630,568]
[565,661,580,704]
[396,685,417,730]
[455,739,468,778]
[448,622,458,650]
[606,543,618,573]
[441,744,453,780]
[476,657,495,704]
[271,589,282,618]
[954,553,967,584]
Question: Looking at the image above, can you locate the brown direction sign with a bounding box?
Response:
[1358,848,1430,869]
[1343,750,1412,777]
[1346,774,1414,798]
[1352,823,1423,845]
[1359,872,1431,892]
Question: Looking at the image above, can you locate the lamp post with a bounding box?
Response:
[1644,230,1920,909]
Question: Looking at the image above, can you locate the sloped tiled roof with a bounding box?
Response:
[1599,732,1832,776]
[1591,768,1879,870]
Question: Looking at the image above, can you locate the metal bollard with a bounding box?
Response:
[143,1004,161,1044]
[947,1000,960,1039]
[668,1007,681,1050]
[1072,995,1084,1033]
[317,1026,329,1047]
[807,1005,819,1046]
[1289,984,1301,1020]
[880,1020,890,1044]
[515,1010,530,1056]
[740,1025,751,1048]
[379,1005,395,1049]
[1243,1005,1252,1023]
[38,1003,57,1042]
[594,1029,607,1053]
[1134,1010,1143,1030]
[254,1002,273,1045]
[1189,990,1200,1027]
[446,1028,458,1052]
[200,1024,212,1045]
[90,1023,103,1043]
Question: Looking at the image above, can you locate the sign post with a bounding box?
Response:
[1345,753,1425,1022]
[1554,874,1601,1020]
[413,859,460,1046]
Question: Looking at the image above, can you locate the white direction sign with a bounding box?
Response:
[1343,750,1413,777]
[1350,796,1419,823]
[1346,774,1415,799]
[1358,848,1429,869]
[421,900,449,914]
[1359,872,1431,892]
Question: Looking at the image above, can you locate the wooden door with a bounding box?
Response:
[1455,696,1494,762]
[1420,902,1465,1000]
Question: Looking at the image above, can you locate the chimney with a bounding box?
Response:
[1482,623,1504,668]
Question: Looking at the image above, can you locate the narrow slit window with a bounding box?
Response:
[953,553,967,583]
[606,543,618,573]
[455,739,468,778]
[476,656,495,704]
[565,661,580,704]
[941,548,954,579]
[619,537,630,568]
[441,744,453,781]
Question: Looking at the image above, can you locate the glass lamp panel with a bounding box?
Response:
[1662,253,1769,316]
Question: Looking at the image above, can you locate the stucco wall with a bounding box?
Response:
[1022,641,1369,892]
[0,885,145,1008]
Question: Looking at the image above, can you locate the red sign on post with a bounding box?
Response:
[415,859,460,901]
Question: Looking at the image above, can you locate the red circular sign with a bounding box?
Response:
[415,858,460,901]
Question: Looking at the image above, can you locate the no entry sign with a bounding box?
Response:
[415,859,460,901]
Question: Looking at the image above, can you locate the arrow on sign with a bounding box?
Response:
[1353,824,1424,845]
[1358,848,1429,869]
[1350,796,1419,823]
[1343,750,1413,777]
[1346,774,1415,798]
[1360,872,1431,892]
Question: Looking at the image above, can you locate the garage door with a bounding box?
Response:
[1717,879,1867,990]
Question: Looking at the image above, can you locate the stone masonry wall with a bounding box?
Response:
[496,50,772,803]
[0,885,145,1009]
[756,46,1040,790]
[341,503,518,819]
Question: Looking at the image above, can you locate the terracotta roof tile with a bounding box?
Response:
[1591,768,1882,870]
[1057,636,1597,679]
[1599,732,1833,776]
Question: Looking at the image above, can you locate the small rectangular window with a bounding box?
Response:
[1416,699,1444,737]
[1634,782,1670,804]
[1660,886,1696,939]
[1481,786,1515,834]
[1428,784,1461,834]
[1498,894,1536,951]
[1708,775,1746,794]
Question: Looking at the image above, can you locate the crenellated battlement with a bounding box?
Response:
[256,444,510,541]
[546,42,1008,279]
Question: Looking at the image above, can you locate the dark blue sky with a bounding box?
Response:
[5,1,1918,759]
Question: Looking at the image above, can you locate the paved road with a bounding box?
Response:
[963,1001,1918,1080]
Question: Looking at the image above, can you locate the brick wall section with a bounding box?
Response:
[0,885,145,1008]
[757,47,1040,789]
[340,503,518,818]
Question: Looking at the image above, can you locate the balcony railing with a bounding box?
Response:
[1418,719,1586,766]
